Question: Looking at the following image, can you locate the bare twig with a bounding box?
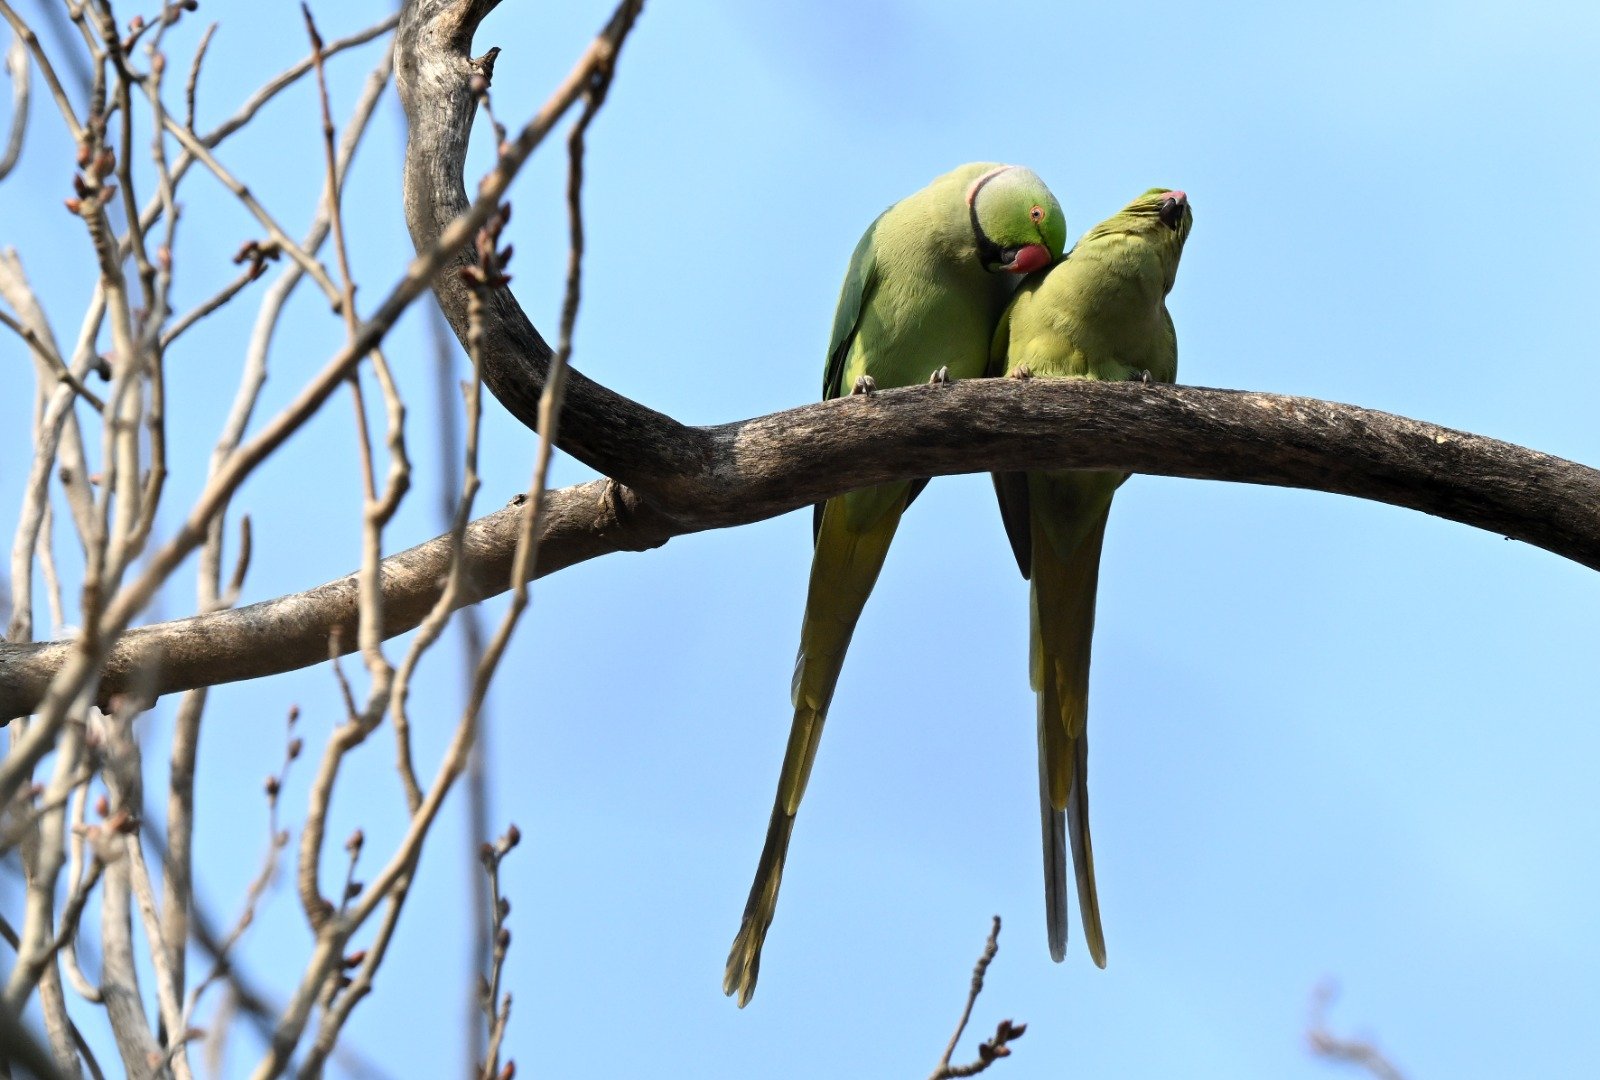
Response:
[100,693,192,1080]
[389,248,495,818]
[159,263,262,348]
[0,912,102,1077]
[0,307,105,410]
[3,711,88,1023]
[182,708,301,1032]
[475,824,519,1080]
[929,917,1026,1080]
[183,21,217,132]
[0,31,28,180]
[0,35,415,815]
[261,12,641,1071]
[1,247,102,648]
[157,115,343,305]
[192,14,396,149]
[0,0,82,140]
[159,40,393,1049]
[1307,981,1407,1080]
[424,299,496,1059]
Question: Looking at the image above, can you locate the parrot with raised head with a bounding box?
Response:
[725,163,1067,1007]
[989,187,1192,968]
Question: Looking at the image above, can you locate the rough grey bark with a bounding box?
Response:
[2,0,1598,721]
[3,380,1597,719]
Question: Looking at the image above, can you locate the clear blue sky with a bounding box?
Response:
[2,1,1599,1077]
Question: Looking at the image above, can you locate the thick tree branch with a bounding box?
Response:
[1,378,1597,719]
[396,0,700,490]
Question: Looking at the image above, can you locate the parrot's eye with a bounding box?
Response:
[1029,205,1045,223]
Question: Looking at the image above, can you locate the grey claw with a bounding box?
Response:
[1008,364,1033,380]
[851,375,878,396]
[928,366,951,386]
[1128,368,1152,384]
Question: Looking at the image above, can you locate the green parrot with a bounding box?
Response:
[724,163,1067,1006]
[989,187,1193,967]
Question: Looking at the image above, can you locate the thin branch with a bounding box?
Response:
[100,854,170,1079]
[0,30,28,180]
[162,40,391,1019]
[0,910,102,1077]
[929,917,1025,1080]
[192,14,396,149]
[475,824,518,1080]
[157,114,344,306]
[99,694,191,1079]
[1307,981,1407,1080]
[158,263,262,348]
[0,0,82,140]
[0,302,105,413]
[181,711,300,1032]
[183,20,216,132]
[425,299,494,1063]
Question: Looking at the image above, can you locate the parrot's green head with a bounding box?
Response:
[1082,187,1193,292]
[965,165,1067,276]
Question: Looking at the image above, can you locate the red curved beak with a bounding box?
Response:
[1003,242,1052,274]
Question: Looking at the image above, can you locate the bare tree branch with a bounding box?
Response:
[0,32,29,182]
[1,376,1596,720]
[929,917,1025,1080]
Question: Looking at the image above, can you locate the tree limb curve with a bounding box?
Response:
[2,0,1596,720]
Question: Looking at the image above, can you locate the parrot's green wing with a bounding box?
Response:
[814,221,882,542]
[811,217,934,538]
[822,217,882,402]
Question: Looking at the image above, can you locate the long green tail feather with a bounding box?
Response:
[1035,632,1072,962]
[1030,487,1112,968]
[724,485,906,1006]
